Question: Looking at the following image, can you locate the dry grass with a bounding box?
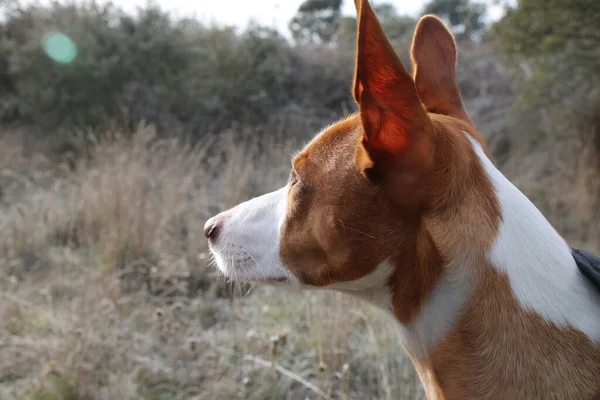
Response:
[0,126,424,400]
[0,88,598,399]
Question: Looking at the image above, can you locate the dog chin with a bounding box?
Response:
[210,247,296,286]
[238,274,291,285]
[213,260,292,286]
[261,276,290,284]
[244,272,301,289]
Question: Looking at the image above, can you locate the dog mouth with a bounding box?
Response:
[263,276,288,284]
[233,274,289,285]
[206,245,292,285]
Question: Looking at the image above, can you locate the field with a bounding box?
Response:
[0,126,427,399]
[1,31,600,400]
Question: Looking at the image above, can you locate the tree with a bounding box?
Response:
[422,0,487,40]
[337,2,416,44]
[491,0,600,107]
[289,0,342,44]
[373,3,417,39]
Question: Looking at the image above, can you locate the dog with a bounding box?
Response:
[205,0,600,398]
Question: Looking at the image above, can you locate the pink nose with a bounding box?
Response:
[204,214,228,240]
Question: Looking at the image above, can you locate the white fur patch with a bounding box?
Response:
[209,186,300,285]
[401,262,472,357]
[324,260,470,358]
[467,134,600,342]
[324,262,395,312]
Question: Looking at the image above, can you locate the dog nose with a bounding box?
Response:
[204,217,220,239]
[204,213,230,240]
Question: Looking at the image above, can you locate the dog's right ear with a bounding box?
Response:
[410,15,472,125]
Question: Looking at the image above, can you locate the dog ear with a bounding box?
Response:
[352,0,434,205]
[411,15,472,125]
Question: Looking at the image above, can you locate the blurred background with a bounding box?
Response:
[0,0,598,398]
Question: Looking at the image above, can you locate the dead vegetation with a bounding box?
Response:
[0,125,424,399]
[0,41,598,400]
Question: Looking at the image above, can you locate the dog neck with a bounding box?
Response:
[357,133,600,400]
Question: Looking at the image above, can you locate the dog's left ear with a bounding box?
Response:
[352,0,434,206]
[410,15,472,125]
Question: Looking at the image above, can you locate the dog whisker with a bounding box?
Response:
[337,219,376,239]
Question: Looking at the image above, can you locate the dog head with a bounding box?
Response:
[205,0,497,319]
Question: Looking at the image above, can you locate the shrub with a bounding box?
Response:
[0,0,354,140]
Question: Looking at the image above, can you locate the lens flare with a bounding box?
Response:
[43,32,77,64]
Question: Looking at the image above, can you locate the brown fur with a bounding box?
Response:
[278,1,600,398]
[411,16,473,127]
[223,0,600,398]
[421,266,600,400]
[280,112,500,320]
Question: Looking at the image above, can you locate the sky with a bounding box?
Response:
[113,0,507,36]
[186,0,426,32]
[9,0,508,37]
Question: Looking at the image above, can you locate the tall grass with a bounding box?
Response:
[0,2,598,398]
[1,101,599,399]
[1,96,598,398]
[0,126,427,399]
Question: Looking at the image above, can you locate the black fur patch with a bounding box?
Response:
[573,247,600,291]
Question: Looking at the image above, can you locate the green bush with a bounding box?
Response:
[0,0,354,138]
[491,0,600,109]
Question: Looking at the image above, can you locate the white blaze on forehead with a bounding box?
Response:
[466,133,600,342]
